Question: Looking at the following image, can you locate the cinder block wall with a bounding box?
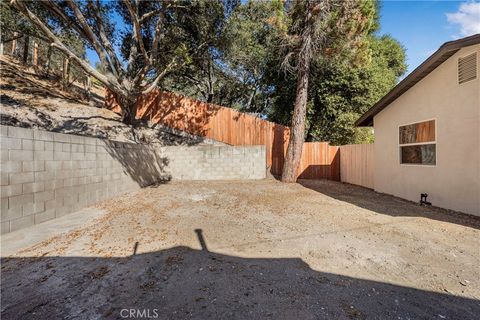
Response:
[0,126,266,234]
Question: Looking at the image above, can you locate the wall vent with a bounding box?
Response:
[458,53,477,84]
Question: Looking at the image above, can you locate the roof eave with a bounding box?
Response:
[355,34,480,127]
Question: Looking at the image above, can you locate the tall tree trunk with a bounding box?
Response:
[128,102,138,125]
[116,94,139,142]
[206,60,214,103]
[246,81,257,111]
[22,35,29,64]
[281,15,313,183]
[118,94,139,126]
[280,58,310,182]
[206,93,213,103]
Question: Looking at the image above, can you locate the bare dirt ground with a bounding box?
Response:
[0,55,209,145]
[1,179,479,319]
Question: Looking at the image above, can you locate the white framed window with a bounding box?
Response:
[398,119,436,166]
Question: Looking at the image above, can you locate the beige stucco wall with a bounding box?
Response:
[373,44,480,216]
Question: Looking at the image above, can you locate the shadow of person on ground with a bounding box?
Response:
[299,179,480,230]
[1,229,479,319]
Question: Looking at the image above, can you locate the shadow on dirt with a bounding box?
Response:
[1,229,478,319]
[102,139,172,187]
[299,179,480,230]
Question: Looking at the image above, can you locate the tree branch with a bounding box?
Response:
[151,9,164,61]
[139,8,162,24]
[123,0,149,64]
[141,58,179,94]
[139,4,187,24]
[86,0,123,78]
[1,34,23,43]
[40,1,88,39]
[64,0,112,73]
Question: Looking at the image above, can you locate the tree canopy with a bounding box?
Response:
[8,0,215,123]
[162,0,406,145]
[264,1,406,145]
[5,0,406,143]
[269,33,406,145]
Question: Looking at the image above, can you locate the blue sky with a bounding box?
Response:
[379,0,480,75]
[87,1,480,76]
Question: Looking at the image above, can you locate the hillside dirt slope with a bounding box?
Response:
[0,55,207,145]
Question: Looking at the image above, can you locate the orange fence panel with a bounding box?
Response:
[106,89,340,180]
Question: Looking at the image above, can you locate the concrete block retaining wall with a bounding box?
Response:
[0,126,266,234]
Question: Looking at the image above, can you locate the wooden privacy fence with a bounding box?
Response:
[298,142,340,180]
[339,144,374,189]
[106,89,340,180]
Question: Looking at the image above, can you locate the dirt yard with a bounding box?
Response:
[2,179,479,319]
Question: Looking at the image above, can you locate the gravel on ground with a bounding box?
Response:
[1,179,479,319]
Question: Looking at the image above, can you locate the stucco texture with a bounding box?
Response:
[373,44,480,216]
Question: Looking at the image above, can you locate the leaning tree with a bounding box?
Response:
[10,0,195,124]
[280,0,375,182]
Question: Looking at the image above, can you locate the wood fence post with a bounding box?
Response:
[63,57,70,82]
[33,41,38,66]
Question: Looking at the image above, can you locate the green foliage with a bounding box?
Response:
[1,0,86,83]
[1,1,85,55]
[0,0,37,39]
[218,0,286,111]
[164,0,286,112]
[5,0,406,142]
[160,0,233,104]
[268,1,406,145]
[308,35,405,145]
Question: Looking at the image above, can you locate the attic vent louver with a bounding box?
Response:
[458,53,477,84]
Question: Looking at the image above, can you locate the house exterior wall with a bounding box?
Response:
[373,44,480,216]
